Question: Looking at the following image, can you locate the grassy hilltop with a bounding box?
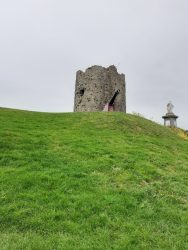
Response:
[0,108,187,250]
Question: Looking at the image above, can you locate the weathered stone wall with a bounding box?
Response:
[74,65,126,112]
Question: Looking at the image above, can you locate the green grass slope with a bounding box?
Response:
[0,108,187,250]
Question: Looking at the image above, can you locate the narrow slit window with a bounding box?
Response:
[80,88,85,96]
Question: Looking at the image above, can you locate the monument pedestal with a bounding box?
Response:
[162,112,178,128]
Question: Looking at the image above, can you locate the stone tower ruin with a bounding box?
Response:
[74,65,126,112]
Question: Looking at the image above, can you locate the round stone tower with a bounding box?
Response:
[74,65,126,112]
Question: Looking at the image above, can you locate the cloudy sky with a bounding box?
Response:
[0,0,188,129]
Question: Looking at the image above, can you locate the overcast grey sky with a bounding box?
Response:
[0,0,188,129]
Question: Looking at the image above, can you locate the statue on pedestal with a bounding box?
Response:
[167,102,174,114]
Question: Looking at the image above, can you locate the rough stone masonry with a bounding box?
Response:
[74,65,126,112]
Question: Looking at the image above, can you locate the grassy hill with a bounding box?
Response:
[0,108,187,250]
